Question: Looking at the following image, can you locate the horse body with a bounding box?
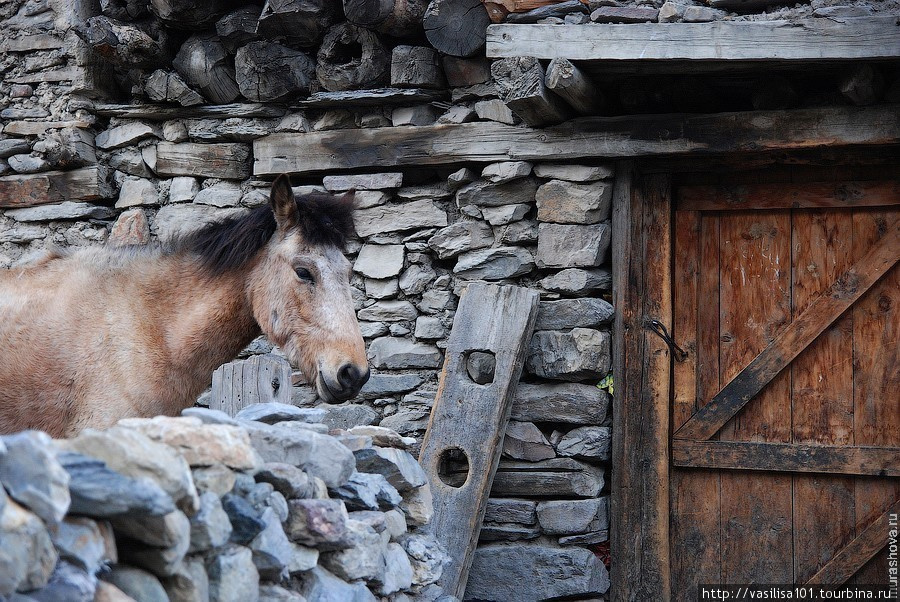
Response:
[0,176,369,437]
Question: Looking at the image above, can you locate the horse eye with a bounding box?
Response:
[295,267,315,284]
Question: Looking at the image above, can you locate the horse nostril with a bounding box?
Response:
[338,364,360,390]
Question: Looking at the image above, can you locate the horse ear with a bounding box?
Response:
[270,174,299,231]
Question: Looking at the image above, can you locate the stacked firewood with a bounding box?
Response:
[75,0,492,104]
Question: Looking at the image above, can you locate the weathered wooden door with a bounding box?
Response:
[669,178,899,598]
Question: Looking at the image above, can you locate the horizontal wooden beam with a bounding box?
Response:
[673,440,900,477]
[253,104,900,175]
[0,166,112,208]
[486,18,900,61]
[678,180,900,211]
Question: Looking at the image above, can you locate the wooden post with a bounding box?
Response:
[209,354,294,417]
[419,283,539,600]
[491,56,569,126]
[545,57,604,115]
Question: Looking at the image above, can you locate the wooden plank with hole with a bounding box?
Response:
[209,354,293,416]
[418,283,539,600]
[676,216,899,441]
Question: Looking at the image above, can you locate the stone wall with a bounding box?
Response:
[0,406,447,601]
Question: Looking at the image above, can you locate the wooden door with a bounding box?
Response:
[669,179,899,599]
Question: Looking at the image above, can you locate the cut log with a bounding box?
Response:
[343,0,429,37]
[316,23,390,92]
[149,0,231,28]
[100,0,149,20]
[235,41,316,102]
[144,69,205,106]
[424,0,491,58]
[545,57,603,115]
[839,64,885,106]
[505,0,587,23]
[442,56,491,86]
[390,45,445,90]
[210,355,293,417]
[256,0,337,48]
[491,56,569,126]
[215,6,262,53]
[172,34,240,104]
[74,15,171,69]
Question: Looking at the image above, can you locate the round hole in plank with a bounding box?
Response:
[437,447,470,488]
[464,350,495,385]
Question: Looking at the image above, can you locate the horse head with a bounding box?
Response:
[248,175,369,403]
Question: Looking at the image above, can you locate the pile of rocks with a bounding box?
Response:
[0,403,448,601]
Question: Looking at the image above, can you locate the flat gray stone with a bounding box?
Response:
[6,202,113,222]
[319,404,378,431]
[481,161,532,183]
[538,268,611,296]
[111,509,190,548]
[116,177,158,208]
[8,154,49,174]
[320,519,385,581]
[96,122,161,150]
[455,178,537,208]
[298,567,376,602]
[378,542,414,595]
[194,181,242,207]
[483,499,536,524]
[0,499,58,594]
[453,246,534,280]
[104,566,167,602]
[466,545,609,600]
[535,298,614,330]
[354,447,426,493]
[536,496,609,534]
[162,556,209,602]
[354,244,405,279]
[323,173,402,191]
[480,203,530,226]
[399,264,436,295]
[355,201,447,237]
[400,533,447,586]
[27,560,97,602]
[189,491,233,552]
[536,179,611,224]
[414,316,446,339]
[0,223,45,244]
[154,203,245,242]
[250,506,294,578]
[236,403,326,425]
[206,545,260,602]
[556,426,612,461]
[536,223,611,268]
[368,337,442,369]
[358,300,419,322]
[168,176,200,202]
[0,139,32,159]
[533,163,613,182]
[255,463,311,500]
[502,421,555,461]
[427,221,494,259]
[0,431,70,525]
[51,517,108,574]
[526,328,611,381]
[512,382,610,424]
[330,471,401,512]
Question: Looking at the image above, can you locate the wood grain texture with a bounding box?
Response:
[418,283,538,600]
[0,166,111,208]
[678,181,900,211]
[486,18,900,61]
[252,104,900,175]
[209,355,293,417]
[156,141,251,179]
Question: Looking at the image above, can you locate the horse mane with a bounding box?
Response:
[171,191,356,276]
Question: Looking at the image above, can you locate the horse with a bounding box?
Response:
[0,174,370,438]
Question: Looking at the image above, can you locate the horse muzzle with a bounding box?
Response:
[317,363,370,403]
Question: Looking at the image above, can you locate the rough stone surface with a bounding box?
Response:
[235,404,326,425]
[400,533,447,586]
[194,181,242,207]
[536,223,611,268]
[538,268,612,296]
[285,500,350,550]
[250,507,294,578]
[512,382,610,424]
[556,426,612,461]
[536,497,609,535]
[298,566,376,602]
[378,542,414,595]
[103,566,168,602]
[353,447,427,493]
[355,201,447,237]
[162,556,209,602]
[0,431,70,525]
[536,180,611,224]
[189,491,233,552]
[453,247,534,280]
[319,404,379,431]
[221,493,266,545]
[0,499,58,594]
[398,484,433,528]
[358,300,418,322]
[168,176,200,202]
[52,517,108,574]
[456,178,537,208]
[320,519,385,581]
[427,221,494,259]
[533,164,613,182]
[483,499,537,525]
[6,202,113,222]
[116,177,157,208]
[502,421,555,461]
[331,472,401,512]
[243,422,355,488]
[481,161,532,184]
[354,245,405,279]
[526,329,611,381]
[480,203,530,226]
[323,173,402,191]
[207,545,260,602]
[96,122,160,150]
[369,337,442,370]
[535,298,614,330]
[108,208,151,246]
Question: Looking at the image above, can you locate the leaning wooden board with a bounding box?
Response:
[418,283,539,600]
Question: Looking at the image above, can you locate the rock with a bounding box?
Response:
[481,161,532,184]
[657,1,682,22]
[536,180,611,224]
[375,543,413,595]
[419,289,455,315]
[103,566,166,602]
[162,121,189,142]
[115,177,159,209]
[382,509,407,541]
[96,122,160,150]
[556,426,611,461]
[466,351,496,385]
[161,556,208,602]
[242,422,355,488]
[182,407,240,426]
[56,451,175,518]
[0,223,45,244]
[492,457,604,498]
[235,404,326,425]
[119,520,191,577]
[446,167,477,190]
[682,5,726,22]
[355,201,447,237]
[8,154,50,174]
[117,416,261,472]
[480,203,530,226]
[285,500,350,550]
[259,584,306,601]
[249,507,294,578]
[437,105,475,124]
[358,321,389,338]
[154,204,245,241]
[414,316,446,340]
[6,202,113,222]
[320,519,385,581]
[378,410,429,436]
[52,517,108,573]
[474,99,516,124]
[0,500,58,594]
[399,483,433,527]
[221,493,266,545]
[358,300,418,322]
[323,173,402,191]
[168,176,199,202]
[467,545,609,600]
[193,181,242,207]
[535,298,614,330]
[533,163,613,182]
[207,545,260,602]
[526,328,610,381]
[399,264,436,295]
[0,431,70,525]
[538,268,611,296]
[354,244,405,280]
[191,464,236,497]
[536,223,611,268]
[112,508,189,549]
[479,523,541,542]
[331,471,401,511]
[502,421,555,461]
[254,463,311,499]
[109,208,151,246]
[400,533,447,586]
[369,337,442,370]
[94,581,138,602]
[392,105,441,126]
[358,374,425,401]
[456,178,537,209]
[483,499,536,524]
[591,5,659,22]
[537,497,608,535]
[102,566,166,602]
[512,382,610,424]
[0,139,32,159]
[25,560,96,601]
[427,221,494,259]
[188,491,232,552]
[347,426,412,450]
[454,247,535,280]
[364,278,398,299]
[319,404,378,430]
[298,566,376,602]
[354,447,426,493]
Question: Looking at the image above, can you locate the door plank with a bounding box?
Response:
[673,440,900,477]
[678,180,900,211]
[676,216,899,441]
[790,210,857,584]
[418,283,539,600]
[807,499,900,585]
[850,208,900,584]
[717,212,794,584]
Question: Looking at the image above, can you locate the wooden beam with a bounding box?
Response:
[0,166,112,208]
[253,104,900,175]
[610,168,672,601]
[675,218,899,441]
[673,441,900,477]
[486,18,900,61]
[678,180,900,211]
[806,499,900,584]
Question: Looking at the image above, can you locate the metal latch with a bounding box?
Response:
[644,318,688,362]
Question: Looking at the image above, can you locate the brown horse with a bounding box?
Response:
[0,175,369,437]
